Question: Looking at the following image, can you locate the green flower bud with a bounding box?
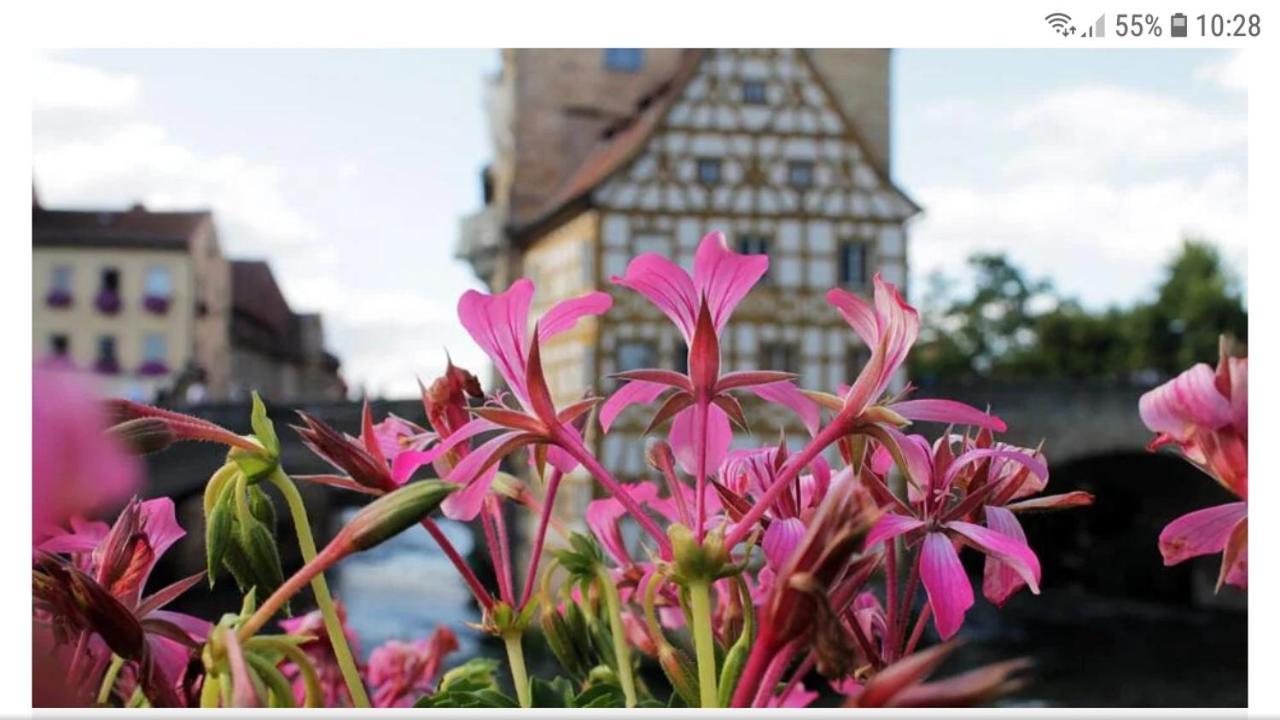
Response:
[658,643,700,707]
[205,502,233,588]
[668,524,729,583]
[338,480,456,553]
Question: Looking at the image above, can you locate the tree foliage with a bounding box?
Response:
[910,238,1247,383]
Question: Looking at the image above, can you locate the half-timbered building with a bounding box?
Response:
[459,49,919,499]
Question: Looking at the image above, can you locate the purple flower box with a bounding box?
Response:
[94,357,121,375]
[137,360,170,376]
[45,289,73,309]
[143,295,171,315]
[95,290,122,315]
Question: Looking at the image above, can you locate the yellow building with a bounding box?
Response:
[459,49,919,489]
[32,202,231,402]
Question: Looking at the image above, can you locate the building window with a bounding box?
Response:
[144,266,173,314]
[737,234,771,281]
[788,160,815,189]
[95,335,120,375]
[604,49,644,72]
[46,265,74,308]
[696,158,722,184]
[616,340,657,373]
[49,334,69,358]
[96,267,122,315]
[615,340,657,391]
[140,333,169,375]
[839,240,870,287]
[845,344,872,384]
[742,79,767,104]
[673,339,689,375]
[759,342,799,374]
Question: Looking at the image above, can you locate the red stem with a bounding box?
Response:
[884,537,898,659]
[751,637,804,707]
[695,399,709,541]
[418,516,494,610]
[481,497,513,606]
[731,627,776,707]
[518,468,563,609]
[893,549,921,659]
[725,412,855,549]
[776,651,815,708]
[904,603,932,656]
[555,427,673,557]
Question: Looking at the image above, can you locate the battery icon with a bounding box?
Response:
[1171,13,1188,37]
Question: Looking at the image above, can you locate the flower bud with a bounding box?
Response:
[658,643,700,707]
[241,519,286,606]
[669,524,729,582]
[205,502,233,587]
[109,417,177,455]
[338,480,456,553]
[540,604,589,680]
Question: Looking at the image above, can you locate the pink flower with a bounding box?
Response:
[366,626,460,707]
[33,367,140,542]
[604,232,818,538]
[279,602,363,707]
[863,428,1047,639]
[389,278,611,521]
[1140,343,1248,589]
[37,497,209,705]
[826,274,1005,431]
[841,640,1029,708]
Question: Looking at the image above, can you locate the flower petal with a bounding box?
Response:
[600,380,671,433]
[942,447,1048,498]
[670,403,732,478]
[390,417,500,483]
[441,464,500,521]
[537,291,613,341]
[944,520,1040,595]
[919,532,974,640]
[611,254,699,341]
[762,516,807,569]
[892,398,1007,432]
[1158,501,1248,566]
[693,231,769,333]
[746,381,820,436]
[1139,362,1233,442]
[979,506,1031,606]
[864,512,926,550]
[440,431,528,520]
[457,279,534,400]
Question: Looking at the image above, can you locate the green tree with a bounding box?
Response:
[1129,239,1248,376]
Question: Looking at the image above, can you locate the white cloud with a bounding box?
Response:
[1196,50,1248,92]
[1003,84,1247,179]
[909,81,1247,308]
[33,54,140,112]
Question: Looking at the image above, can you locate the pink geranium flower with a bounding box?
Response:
[37,497,209,705]
[604,231,818,538]
[366,626,459,707]
[863,428,1047,640]
[33,366,140,542]
[1140,341,1248,589]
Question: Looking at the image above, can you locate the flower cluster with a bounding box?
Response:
[34,229,1243,710]
[1140,338,1248,590]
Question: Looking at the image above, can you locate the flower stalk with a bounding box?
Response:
[598,568,638,708]
[688,578,718,708]
[502,631,532,708]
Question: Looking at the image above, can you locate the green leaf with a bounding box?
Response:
[574,682,626,708]
[249,392,280,457]
[530,676,574,708]
[437,658,500,692]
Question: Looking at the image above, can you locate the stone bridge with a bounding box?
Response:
[145,380,1239,610]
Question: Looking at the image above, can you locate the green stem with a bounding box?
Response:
[689,579,719,708]
[502,631,532,708]
[96,654,125,705]
[268,469,371,708]
[599,571,638,708]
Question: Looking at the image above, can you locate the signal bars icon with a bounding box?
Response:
[1046,12,1106,37]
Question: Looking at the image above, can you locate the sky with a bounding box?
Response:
[32,49,1248,398]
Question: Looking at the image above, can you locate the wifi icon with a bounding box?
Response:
[1045,12,1075,35]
